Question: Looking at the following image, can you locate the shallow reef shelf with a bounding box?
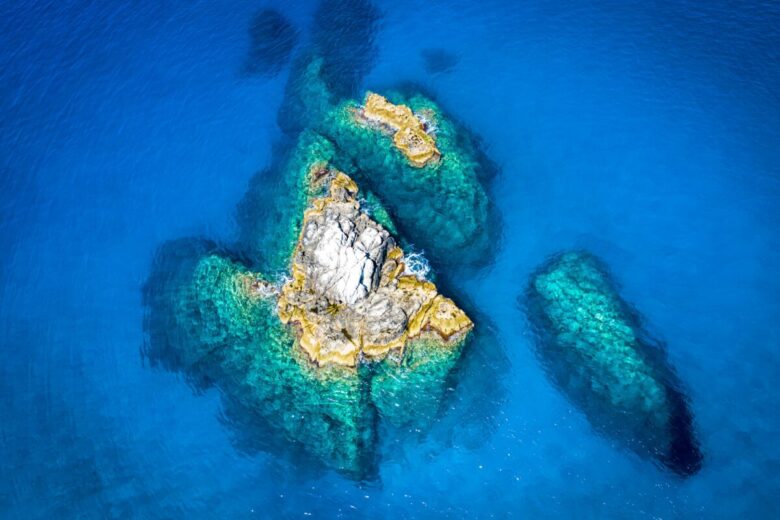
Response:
[144,244,376,476]
[320,89,495,267]
[524,251,702,476]
[274,55,499,268]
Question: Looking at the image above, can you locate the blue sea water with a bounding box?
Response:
[1,0,779,517]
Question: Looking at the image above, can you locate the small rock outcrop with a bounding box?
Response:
[278,171,472,366]
[357,92,441,167]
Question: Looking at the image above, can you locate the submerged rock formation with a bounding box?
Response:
[236,130,350,274]
[277,0,381,134]
[524,251,702,476]
[278,171,472,366]
[143,240,376,477]
[421,48,460,75]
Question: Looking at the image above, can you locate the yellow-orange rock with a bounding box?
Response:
[359,92,441,167]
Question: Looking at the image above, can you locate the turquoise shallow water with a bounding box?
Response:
[1,0,779,517]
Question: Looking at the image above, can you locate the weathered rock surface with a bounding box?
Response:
[278,171,472,366]
[357,92,441,167]
[300,175,392,305]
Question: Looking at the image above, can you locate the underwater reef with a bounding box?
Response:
[143,0,701,482]
[144,174,473,477]
[269,0,499,268]
[524,251,702,476]
[143,238,376,477]
[262,51,499,268]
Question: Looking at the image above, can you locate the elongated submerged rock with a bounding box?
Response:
[278,171,472,367]
[525,251,702,476]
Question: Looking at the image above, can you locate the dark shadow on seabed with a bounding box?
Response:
[522,250,703,477]
[421,48,460,75]
[310,0,381,100]
[277,0,381,135]
[240,8,298,78]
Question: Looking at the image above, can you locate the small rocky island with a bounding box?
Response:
[143,0,504,480]
[144,84,492,477]
[276,170,471,367]
[357,92,441,167]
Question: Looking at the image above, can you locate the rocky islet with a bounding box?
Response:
[144,83,487,476]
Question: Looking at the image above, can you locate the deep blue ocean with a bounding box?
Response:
[2,0,779,517]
